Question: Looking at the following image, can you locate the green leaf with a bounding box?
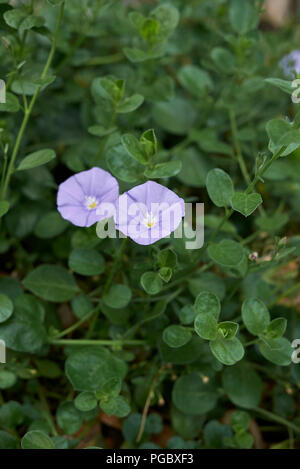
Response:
[204,420,232,449]
[144,160,182,179]
[194,291,221,320]
[151,3,179,40]
[88,125,117,137]
[176,148,211,188]
[106,144,143,183]
[17,149,56,171]
[121,133,148,164]
[21,431,55,449]
[140,129,158,157]
[177,305,195,326]
[34,211,68,239]
[56,402,83,435]
[92,77,124,103]
[172,373,219,416]
[100,396,130,418]
[69,248,105,276]
[222,362,263,408]
[190,129,233,156]
[158,266,172,283]
[35,359,62,379]
[178,65,212,97]
[211,47,236,74]
[265,78,294,95]
[242,298,270,335]
[99,377,121,398]
[72,295,93,319]
[0,431,18,449]
[123,46,165,63]
[0,370,16,390]
[231,192,262,217]
[230,410,251,433]
[162,325,192,348]
[0,295,47,353]
[217,321,239,340]
[158,248,177,268]
[259,337,292,366]
[141,271,162,295]
[65,347,127,392]
[194,312,218,340]
[159,335,204,365]
[19,14,44,34]
[0,293,13,323]
[47,0,64,5]
[117,94,144,113]
[23,265,79,302]
[103,284,132,309]
[152,97,197,135]
[0,201,9,218]
[266,318,287,339]
[0,92,20,113]
[206,169,234,207]
[3,8,26,28]
[210,337,244,366]
[229,0,259,35]
[208,239,245,268]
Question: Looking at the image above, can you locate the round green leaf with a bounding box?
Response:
[194,313,218,340]
[206,168,234,207]
[103,284,132,309]
[242,298,270,335]
[65,347,127,392]
[56,402,83,435]
[159,335,204,365]
[178,65,212,97]
[208,239,245,267]
[259,337,292,366]
[194,291,221,320]
[172,373,219,416]
[34,211,68,239]
[69,248,105,276]
[23,265,79,302]
[162,325,192,348]
[100,396,130,418]
[141,272,162,295]
[222,362,263,408]
[75,392,98,412]
[210,337,244,366]
[0,370,17,390]
[21,431,55,449]
[0,294,13,323]
[0,430,18,449]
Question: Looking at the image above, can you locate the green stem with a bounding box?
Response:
[37,386,58,437]
[1,1,65,201]
[50,304,101,340]
[253,407,300,435]
[103,237,128,294]
[229,109,251,185]
[268,282,300,308]
[50,339,146,347]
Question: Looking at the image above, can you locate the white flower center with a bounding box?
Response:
[142,212,157,229]
[85,195,98,210]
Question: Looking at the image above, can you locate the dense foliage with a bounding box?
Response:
[0,0,300,450]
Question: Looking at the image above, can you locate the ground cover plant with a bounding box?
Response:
[0,0,300,450]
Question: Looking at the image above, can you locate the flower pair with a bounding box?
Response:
[57,167,185,245]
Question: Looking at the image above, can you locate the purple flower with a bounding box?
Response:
[57,167,119,227]
[115,181,185,245]
[280,50,300,78]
